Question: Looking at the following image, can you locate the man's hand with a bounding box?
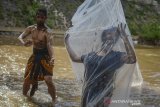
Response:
[49,58,55,66]
[24,40,32,47]
[118,23,128,41]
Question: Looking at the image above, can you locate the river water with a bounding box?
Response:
[0,35,159,107]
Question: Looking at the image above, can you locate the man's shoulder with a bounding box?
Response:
[45,25,53,34]
[26,24,36,30]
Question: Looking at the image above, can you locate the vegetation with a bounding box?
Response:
[123,1,160,44]
[0,0,159,45]
[0,1,4,19]
[141,23,160,44]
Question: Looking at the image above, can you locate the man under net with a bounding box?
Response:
[65,24,137,107]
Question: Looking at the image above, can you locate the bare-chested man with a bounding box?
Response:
[18,8,56,105]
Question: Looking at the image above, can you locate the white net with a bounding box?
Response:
[65,0,143,106]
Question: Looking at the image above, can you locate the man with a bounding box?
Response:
[18,8,56,105]
[65,24,137,107]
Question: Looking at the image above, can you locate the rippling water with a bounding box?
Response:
[135,45,160,87]
[0,35,81,107]
[131,46,160,107]
[0,35,160,107]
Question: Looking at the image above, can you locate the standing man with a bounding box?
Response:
[18,8,56,105]
[65,24,137,107]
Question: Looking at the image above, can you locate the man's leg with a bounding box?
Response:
[30,81,38,97]
[23,77,31,96]
[44,76,56,103]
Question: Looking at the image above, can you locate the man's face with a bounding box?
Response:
[102,32,114,43]
[36,12,47,25]
[105,32,114,40]
[101,31,116,53]
[102,28,119,43]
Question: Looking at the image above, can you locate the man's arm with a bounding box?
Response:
[119,24,137,64]
[18,26,32,46]
[64,34,82,63]
[46,32,55,65]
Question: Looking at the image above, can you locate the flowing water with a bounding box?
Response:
[0,35,160,107]
[131,45,160,107]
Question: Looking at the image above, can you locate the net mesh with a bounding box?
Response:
[65,0,143,106]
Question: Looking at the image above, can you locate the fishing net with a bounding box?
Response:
[65,0,143,106]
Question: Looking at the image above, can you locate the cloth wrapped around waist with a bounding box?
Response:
[24,48,53,81]
[33,48,49,63]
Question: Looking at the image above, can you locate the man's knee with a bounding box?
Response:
[24,77,32,84]
[23,79,30,87]
[44,76,53,86]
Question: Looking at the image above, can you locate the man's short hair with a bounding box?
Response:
[101,27,119,43]
[36,8,47,16]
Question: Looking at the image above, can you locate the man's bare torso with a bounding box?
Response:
[22,24,52,49]
[18,24,54,61]
[31,28,47,49]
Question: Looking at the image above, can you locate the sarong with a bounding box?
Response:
[24,48,53,81]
